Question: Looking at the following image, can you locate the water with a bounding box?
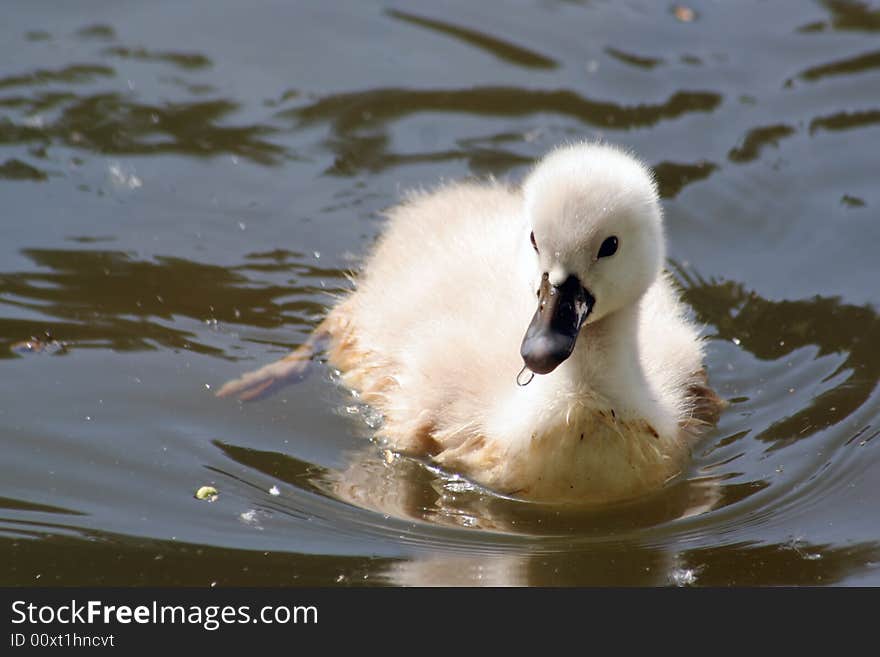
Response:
[2,0,879,586]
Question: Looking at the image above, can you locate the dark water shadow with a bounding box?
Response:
[385,9,558,69]
[798,1,880,33]
[676,268,880,449]
[0,54,284,165]
[1,531,395,586]
[604,47,664,70]
[809,109,880,134]
[514,537,880,586]
[675,539,880,585]
[2,93,285,164]
[75,24,117,41]
[653,160,718,198]
[728,124,796,163]
[0,249,348,358]
[0,159,49,181]
[0,496,85,517]
[290,87,721,132]
[282,86,722,175]
[798,49,880,83]
[4,527,877,586]
[0,64,114,91]
[100,46,212,70]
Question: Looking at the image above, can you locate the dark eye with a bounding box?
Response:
[530,231,539,254]
[598,236,618,259]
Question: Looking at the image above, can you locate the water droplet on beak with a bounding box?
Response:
[516,365,535,387]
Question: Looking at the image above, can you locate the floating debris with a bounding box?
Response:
[10,332,67,355]
[194,485,219,502]
[268,485,280,496]
[841,194,866,208]
[673,5,696,22]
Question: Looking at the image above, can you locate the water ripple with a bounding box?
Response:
[386,10,558,70]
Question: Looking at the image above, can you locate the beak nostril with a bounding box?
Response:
[521,274,595,377]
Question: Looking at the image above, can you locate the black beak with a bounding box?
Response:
[520,273,594,375]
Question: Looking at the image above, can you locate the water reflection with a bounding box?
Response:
[100,47,212,70]
[75,24,117,41]
[214,439,731,537]
[285,86,721,175]
[1,532,393,586]
[0,248,347,358]
[4,528,876,585]
[0,159,48,181]
[192,411,879,585]
[397,538,880,586]
[798,1,880,33]
[678,269,879,448]
[0,51,284,165]
[809,109,880,135]
[290,87,722,132]
[728,124,796,163]
[652,160,717,198]
[798,49,880,82]
[24,94,284,163]
[0,64,114,90]
[0,496,85,518]
[386,10,558,69]
[604,47,664,70]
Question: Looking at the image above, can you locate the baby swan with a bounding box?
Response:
[219,142,723,505]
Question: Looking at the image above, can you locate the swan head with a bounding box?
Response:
[520,142,665,375]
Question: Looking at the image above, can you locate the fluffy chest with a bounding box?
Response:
[436,405,690,504]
